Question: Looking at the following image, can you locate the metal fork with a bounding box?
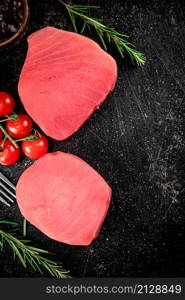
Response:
[0,172,16,207]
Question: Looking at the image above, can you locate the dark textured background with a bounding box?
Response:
[0,0,185,277]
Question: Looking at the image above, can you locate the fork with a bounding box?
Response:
[0,172,16,207]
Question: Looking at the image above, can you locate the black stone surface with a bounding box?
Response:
[0,0,185,277]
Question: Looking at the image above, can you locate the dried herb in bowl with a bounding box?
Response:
[0,0,29,47]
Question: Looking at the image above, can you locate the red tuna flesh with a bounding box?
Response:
[18,27,117,140]
[16,152,112,245]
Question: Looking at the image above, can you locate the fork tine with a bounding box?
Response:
[0,172,16,190]
[0,189,14,203]
[0,195,11,207]
[0,182,16,199]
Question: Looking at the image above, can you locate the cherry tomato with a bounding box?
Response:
[0,128,3,141]
[0,92,15,117]
[0,140,21,165]
[6,114,33,139]
[22,134,48,159]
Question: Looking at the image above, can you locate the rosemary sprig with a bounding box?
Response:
[58,1,146,66]
[0,221,71,278]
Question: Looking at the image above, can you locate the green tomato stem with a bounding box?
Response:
[15,135,39,142]
[0,124,19,148]
[0,119,8,123]
[0,113,18,123]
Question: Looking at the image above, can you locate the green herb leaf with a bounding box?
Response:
[0,220,17,225]
[23,218,27,237]
[58,1,146,66]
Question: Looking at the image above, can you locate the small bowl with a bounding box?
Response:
[0,0,29,48]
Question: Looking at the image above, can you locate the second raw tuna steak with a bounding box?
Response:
[16,152,112,245]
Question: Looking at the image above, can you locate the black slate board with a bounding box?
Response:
[0,0,185,277]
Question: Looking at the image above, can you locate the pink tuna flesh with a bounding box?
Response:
[16,152,112,245]
[18,27,117,140]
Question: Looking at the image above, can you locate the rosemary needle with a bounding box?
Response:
[23,218,27,237]
[58,1,146,66]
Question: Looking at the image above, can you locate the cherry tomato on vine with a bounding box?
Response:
[0,128,3,141]
[6,114,33,139]
[0,140,21,165]
[22,134,48,159]
[0,92,15,117]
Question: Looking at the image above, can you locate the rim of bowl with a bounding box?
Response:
[0,0,29,47]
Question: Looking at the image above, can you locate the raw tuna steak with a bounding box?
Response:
[18,27,117,140]
[16,152,112,245]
